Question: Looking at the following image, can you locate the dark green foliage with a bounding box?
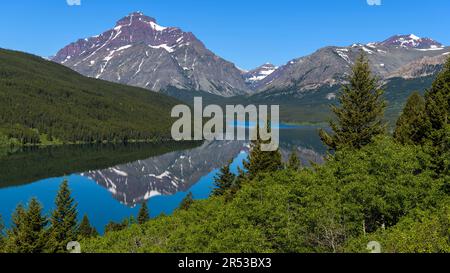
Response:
[212,161,236,196]
[179,192,195,210]
[243,124,283,180]
[104,219,131,234]
[346,199,450,253]
[137,202,150,225]
[80,136,447,253]
[0,125,40,145]
[320,53,386,150]
[78,215,98,239]
[394,92,429,145]
[423,57,450,175]
[425,57,450,135]
[329,137,440,234]
[5,199,48,253]
[0,48,181,146]
[287,151,301,171]
[48,180,78,253]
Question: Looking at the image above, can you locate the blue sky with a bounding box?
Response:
[0,0,449,70]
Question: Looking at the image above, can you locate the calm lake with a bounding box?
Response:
[0,125,326,233]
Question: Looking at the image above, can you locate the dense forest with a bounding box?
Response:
[0,49,181,146]
[0,54,448,253]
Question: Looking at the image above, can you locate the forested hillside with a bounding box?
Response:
[0,48,180,146]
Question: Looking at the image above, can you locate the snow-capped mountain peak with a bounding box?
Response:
[379,34,444,50]
[52,12,250,96]
[244,63,278,85]
[115,12,168,32]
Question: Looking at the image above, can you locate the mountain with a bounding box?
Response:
[257,34,449,94]
[243,63,278,89]
[379,34,444,49]
[0,48,181,145]
[52,12,250,97]
[388,53,449,79]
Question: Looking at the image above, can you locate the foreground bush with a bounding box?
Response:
[81,137,448,253]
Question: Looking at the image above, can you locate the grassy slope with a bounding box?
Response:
[0,48,182,145]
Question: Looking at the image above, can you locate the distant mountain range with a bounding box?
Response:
[258,34,449,94]
[52,12,450,98]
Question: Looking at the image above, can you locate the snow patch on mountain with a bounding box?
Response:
[244,63,278,85]
[148,44,175,53]
[379,34,444,50]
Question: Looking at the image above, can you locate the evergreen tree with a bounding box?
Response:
[179,192,195,210]
[212,161,236,196]
[129,215,137,225]
[5,199,47,253]
[104,219,129,234]
[243,123,283,180]
[78,214,98,239]
[394,92,429,145]
[5,204,25,252]
[48,180,78,253]
[23,198,48,253]
[137,202,150,225]
[319,53,386,151]
[423,57,450,175]
[287,151,301,171]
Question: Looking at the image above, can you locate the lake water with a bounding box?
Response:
[0,125,326,233]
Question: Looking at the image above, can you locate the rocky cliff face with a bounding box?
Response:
[52,12,250,97]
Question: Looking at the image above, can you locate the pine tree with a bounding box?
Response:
[129,215,137,225]
[287,150,301,171]
[394,92,429,145]
[8,204,25,236]
[212,161,236,196]
[423,57,450,174]
[319,53,386,151]
[137,202,150,225]
[78,214,98,239]
[104,219,129,234]
[425,57,450,134]
[23,198,48,253]
[48,180,78,253]
[243,123,283,180]
[179,192,195,210]
[5,199,47,253]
